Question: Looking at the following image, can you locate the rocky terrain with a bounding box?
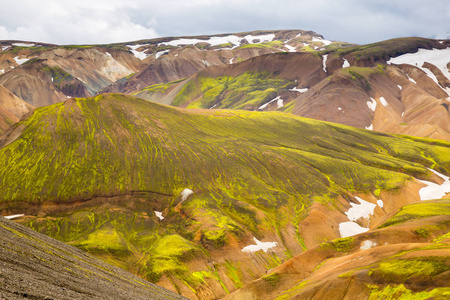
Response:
[0,215,187,299]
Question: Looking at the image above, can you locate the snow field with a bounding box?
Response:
[242,237,277,253]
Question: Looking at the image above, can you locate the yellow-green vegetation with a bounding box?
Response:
[172,71,293,109]
[368,284,450,300]
[237,40,283,50]
[1,93,449,294]
[262,272,281,287]
[135,78,186,94]
[370,258,450,282]
[380,200,450,228]
[320,237,355,253]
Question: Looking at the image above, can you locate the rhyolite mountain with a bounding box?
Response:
[0,215,188,299]
[0,93,449,299]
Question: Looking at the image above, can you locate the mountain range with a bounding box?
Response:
[0,29,449,299]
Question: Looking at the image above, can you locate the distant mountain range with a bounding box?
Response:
[0,30,449,299]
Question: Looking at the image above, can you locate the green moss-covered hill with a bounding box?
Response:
[1,93,449,298]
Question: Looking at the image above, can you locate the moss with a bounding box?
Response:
[262,272,281,287]
[338,271,354,278]
[135,78,186,94]
[381,200,450,228]
[173,71,292,109]
[371,258,450,282]
[320,237,355,253]
[368,284,450,300]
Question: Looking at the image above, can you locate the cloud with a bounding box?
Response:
[1,0,449,45]
[0,0,159,44]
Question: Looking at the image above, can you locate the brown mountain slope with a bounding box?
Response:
[0,215,187,299]
[226,200,450,300]
[0,84,33,133]
[0,48,140,106]
[285,63,450,140]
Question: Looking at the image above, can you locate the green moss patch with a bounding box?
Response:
[380,200,450,228]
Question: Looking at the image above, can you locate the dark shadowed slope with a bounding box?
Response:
[0,215,187,299]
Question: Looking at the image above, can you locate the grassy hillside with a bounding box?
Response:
[1,93,449,298]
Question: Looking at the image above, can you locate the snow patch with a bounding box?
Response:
[342,59,350,68]
[345,197,377,221]
[180,188,194,201]
[367,97,377,111]
[259,96,283,110]
[387,48,450,85]
[12,43,35,47]
[365,124,373,130]
[419,169,450,201]
[105,52,113,57]
[284,44,296,52]
[128,44,149,60]
[339,222,369,238]
[377,200,384,208]
[322,54,328,72]
[242,237,277,253]
[277,98,284,108]
[155,50,169,59]
[338,107,342,111]
[397,85,402,90]
[312,36,332,46]
[289,87,308,93]
[408,76,417,84]
[154,211,164,220]
[379,97,388,107]
[229,57,234,64]
[244,34,275,44]
[13,56,30,65]
[360,240,377,250]
[2,46,10,51]
[4,214,25,220]
[160,35,242,48]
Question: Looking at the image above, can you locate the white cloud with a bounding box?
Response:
[0,0,449,45]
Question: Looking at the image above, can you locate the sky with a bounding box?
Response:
[0,0,449,45]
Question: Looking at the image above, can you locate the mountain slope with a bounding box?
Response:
[0,84,33,133]
[1,93,449,298]
[0,215,187,299]
[226,199,450,300]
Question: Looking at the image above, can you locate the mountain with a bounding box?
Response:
[0,215,187,299]
[226,199,450,300]
[0,84,33,133]
[136,38,450,140]
[1,93,449,298]
[0,30,344,108]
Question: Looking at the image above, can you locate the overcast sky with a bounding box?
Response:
[1,0,449,45]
